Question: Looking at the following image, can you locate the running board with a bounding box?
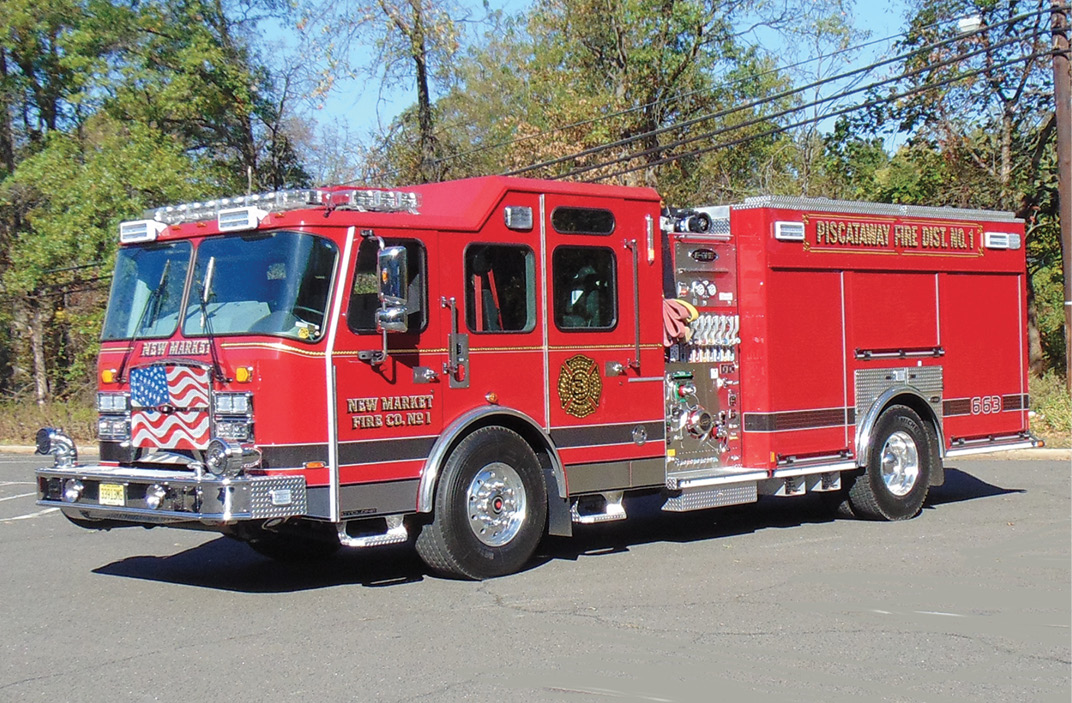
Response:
[663,483,757,512]
[337,515,408,548]
[571,491,627,524]
[945,438,1041,458]
[667,461,857,491]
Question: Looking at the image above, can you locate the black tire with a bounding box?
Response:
[817,488,856,518]
[245,529,341,562]
[415,426,548,580]
[847,405,934,520]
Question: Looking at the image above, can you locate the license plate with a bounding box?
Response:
[98,483,125,506]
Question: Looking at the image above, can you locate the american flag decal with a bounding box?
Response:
[130,365,211,449]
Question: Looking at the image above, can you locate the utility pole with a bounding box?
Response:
[1053,0,1071,393]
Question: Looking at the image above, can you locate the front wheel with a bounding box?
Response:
[847,405,935,520]
[415,426,547,579]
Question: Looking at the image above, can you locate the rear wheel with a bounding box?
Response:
[415,426,547,579]
[848,405,934,520]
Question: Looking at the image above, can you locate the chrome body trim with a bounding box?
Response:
[417,406,567,513]
[668,470,769,490]
[945,439,1039,458]
[840,272,849,449]
[36,463,306,525]
[540,194,551,429]
[772,460,858,478]
[855,367,945,467]
[663,483,757,512]
[325,226,357,523]
[668,458,859,491]
[731,195,1020,222]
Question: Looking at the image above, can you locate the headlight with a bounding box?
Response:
[97,392,129,413]
[214,392,251,415]
[215,420,251,442]
[97,417,130,442]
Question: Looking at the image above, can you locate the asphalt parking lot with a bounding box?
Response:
[1,453,1068,703]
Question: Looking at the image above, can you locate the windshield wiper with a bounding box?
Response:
[116,260,171,382]
[198,256,228,383]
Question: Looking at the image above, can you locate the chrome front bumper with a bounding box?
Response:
[36,464,307,526]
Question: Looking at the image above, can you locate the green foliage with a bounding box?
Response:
[1030,371,1071,447]
[376,0,826,196]
[826,0,1064,375]
[0,117,210,397]
[0,0,309,402]
[0,399,97,444]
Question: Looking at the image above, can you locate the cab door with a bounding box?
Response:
[330,230,443,520]
[543,195,665,495]
[436,192,546,429]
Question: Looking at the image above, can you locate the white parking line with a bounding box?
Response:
[0,481,35,486]
[0,492,35,502]
[3,508,59,521]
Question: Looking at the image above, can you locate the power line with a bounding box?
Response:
[431,23,925,169]
[551,29,1041,181]
[509,5,1055,179]
[587,49,1050,183]
[363,6,976,185]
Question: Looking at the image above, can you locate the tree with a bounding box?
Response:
[846,0,1062,374]
[374,0,852,205]
[298,0,466,183]
[0,0,312,403]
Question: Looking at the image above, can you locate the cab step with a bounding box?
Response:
[571,491,627,524]
[337,515,408,548]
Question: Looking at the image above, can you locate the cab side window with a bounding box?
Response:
[347,238,427,334]
[465,244,535,333]
[553,246,617,330]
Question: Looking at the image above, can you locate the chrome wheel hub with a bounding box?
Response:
[466,462,527,547]
[880,430,920,497]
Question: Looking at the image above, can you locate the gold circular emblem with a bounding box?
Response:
[557,354,602,418]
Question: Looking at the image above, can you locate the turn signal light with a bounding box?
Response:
[101,368,118,384]
[234,366,253,383]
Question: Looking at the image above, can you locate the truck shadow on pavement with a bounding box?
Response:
[92,467,1021,592]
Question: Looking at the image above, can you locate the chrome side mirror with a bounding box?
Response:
[376,246,409,333]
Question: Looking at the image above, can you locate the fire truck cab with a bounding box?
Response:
[35,176,1037,579]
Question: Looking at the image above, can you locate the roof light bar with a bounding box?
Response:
[145,189,326,226]
[343,189,421,214]
[119,219,168,243]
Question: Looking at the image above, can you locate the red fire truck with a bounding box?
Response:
[35,176,1038,579]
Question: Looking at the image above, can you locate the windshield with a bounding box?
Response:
[183,231,337,342]
[101,242,192,341]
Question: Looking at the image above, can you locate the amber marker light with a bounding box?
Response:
[234,366,253,383]
[101,368,118,384]
[304,461,327,469]
[485,392,499,405]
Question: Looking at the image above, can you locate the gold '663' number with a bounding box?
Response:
[970,395,1002,415]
